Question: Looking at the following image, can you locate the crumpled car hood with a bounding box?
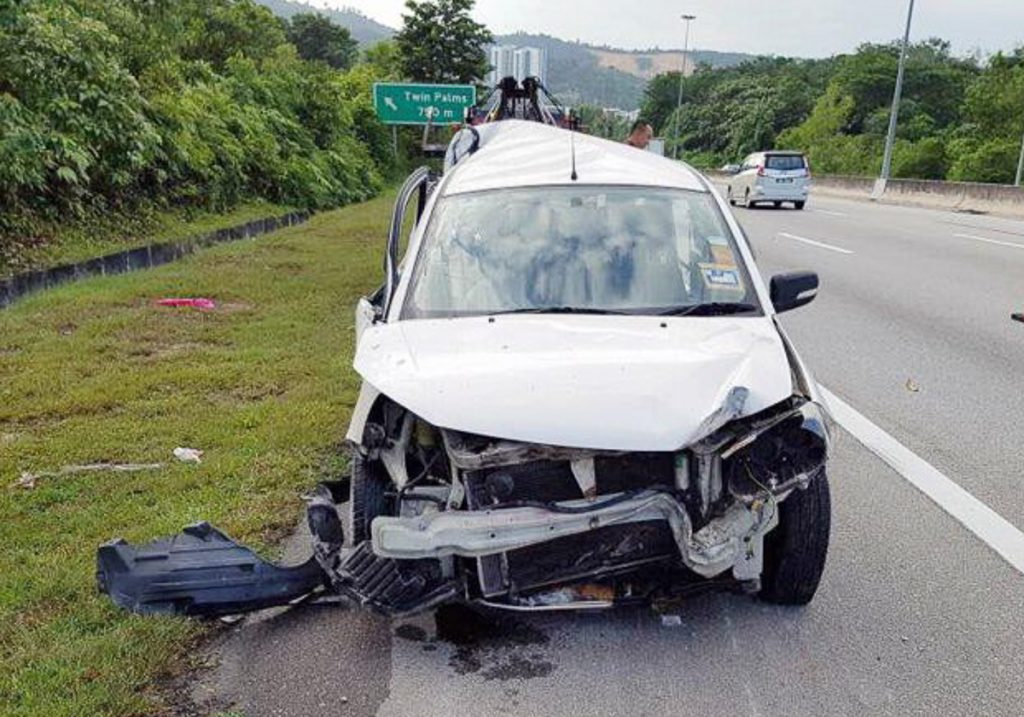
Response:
[353,315,794,452]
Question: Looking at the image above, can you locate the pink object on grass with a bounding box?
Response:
[156,298,216,311]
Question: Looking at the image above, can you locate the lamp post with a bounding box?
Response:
[1015,130,1024,187]
[875,0,915,198]
[671,14,696,160]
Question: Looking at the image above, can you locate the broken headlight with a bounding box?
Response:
[722,401,829,501]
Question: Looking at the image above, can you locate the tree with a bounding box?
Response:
[286,13,358,70]
[179,0,288,69]
[394,0,491,84]
[363,40,403,79]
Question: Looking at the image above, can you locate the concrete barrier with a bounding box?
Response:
[0,210,313,309]
[703,169,1024,217]
[875,178,1024,216]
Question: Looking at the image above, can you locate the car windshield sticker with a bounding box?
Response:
[699,263,744,292]
[706,236,735,265]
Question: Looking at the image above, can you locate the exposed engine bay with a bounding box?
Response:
[316,388,828,615]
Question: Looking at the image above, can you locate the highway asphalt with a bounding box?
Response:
[191,190,1024,717]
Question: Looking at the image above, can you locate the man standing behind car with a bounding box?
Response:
[625,120,653,150]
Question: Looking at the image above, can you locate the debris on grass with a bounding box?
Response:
[173,447,204,464]
[156,298,217,311]
[11,462,165,489]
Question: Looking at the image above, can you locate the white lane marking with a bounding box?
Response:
[811,208,849,218]
[954,233,1024,251]
[821,386,1024,575]
[778,232,854,255]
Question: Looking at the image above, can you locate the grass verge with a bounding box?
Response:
[1,201,297,279]
[0,192,393,716]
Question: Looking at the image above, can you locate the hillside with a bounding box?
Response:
[494,32,644,109]
[495,34,754,109]
[592,48,753,80]
[254,0,393,44]
[251,2,753,109]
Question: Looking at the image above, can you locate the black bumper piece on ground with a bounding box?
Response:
[96,522,326,617]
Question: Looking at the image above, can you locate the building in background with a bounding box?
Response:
[513,47,547,85]
[487,45,548,86]
[488,45,516,85]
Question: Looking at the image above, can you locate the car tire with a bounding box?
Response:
[728,187,736,206]
[758,470,831,606]
[349,451,391,545]
[795,201,806,210]
[745,190,755,209]
[773,201,782,209]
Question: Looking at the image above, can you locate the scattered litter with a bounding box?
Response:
[905,379,920,393]
[173,447,204,464]
[156,298,216,311]
[660,614,683,628]
[10,462,164,490]
[1012,313,1023,324]
[219,614,245,625]
[13,472,37,489]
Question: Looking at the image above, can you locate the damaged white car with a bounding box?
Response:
[97,120,831,618]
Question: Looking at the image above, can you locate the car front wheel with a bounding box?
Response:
[348,451,392,545]
[795,201,806,210]
[758,470,831,605]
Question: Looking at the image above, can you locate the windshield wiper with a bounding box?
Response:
[489,306,632,316]
[657,302,760,317]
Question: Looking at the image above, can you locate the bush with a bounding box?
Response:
[0,0,393,263]
[893,137,949,180]
[948,137,1021,184]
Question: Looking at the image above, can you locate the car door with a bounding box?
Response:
[355,167,432,343]
[737,154,756,195]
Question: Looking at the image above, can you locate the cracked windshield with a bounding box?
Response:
[405,187,751,317]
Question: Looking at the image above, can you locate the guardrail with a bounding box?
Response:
[0,210,312,309]
[704,170,1024,217]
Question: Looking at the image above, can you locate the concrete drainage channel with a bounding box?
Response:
[0,209,313,309]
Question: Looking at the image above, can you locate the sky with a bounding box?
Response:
[321,0,1024,58]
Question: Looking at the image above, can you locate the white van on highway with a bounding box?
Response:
[727,151,810,210]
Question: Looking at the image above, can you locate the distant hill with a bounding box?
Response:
[591,48,753,80]
[495,34,754,110]
[253,3,754,109]
[254,0,393,44]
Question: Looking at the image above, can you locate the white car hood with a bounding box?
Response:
[353,315,794,452]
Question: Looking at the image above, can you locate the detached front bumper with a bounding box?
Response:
[372,489,776,580]
[94,487,778,618]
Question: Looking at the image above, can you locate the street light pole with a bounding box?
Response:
[1015,130,1024,187]
[875,0,915,198]
[671,14,696,160]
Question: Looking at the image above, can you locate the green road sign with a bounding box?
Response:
[373,83,477,125]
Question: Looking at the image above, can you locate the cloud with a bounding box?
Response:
[327,0,1024,57]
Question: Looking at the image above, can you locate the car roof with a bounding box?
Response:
[442,120,708,196]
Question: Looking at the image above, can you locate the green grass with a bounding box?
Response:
[0,192,393,716]
[1,201,298,279]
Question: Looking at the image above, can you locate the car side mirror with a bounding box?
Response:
[770,271,819,313]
